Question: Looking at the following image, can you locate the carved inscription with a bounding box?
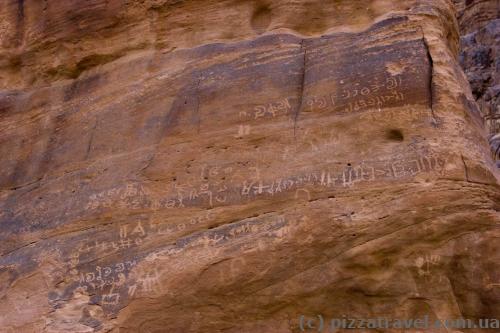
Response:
[240,154,446,198]
[153,214,290,260]
[304,75,405,115]
[415,253,443,283]
[236,75,406,125]
[85,181,227,211]
[239,98,292,120]
[128,268,163,297]
[116,215,292,301]
[76,260,137,292]
[85,184,151,210]
[360,107,431,121]
[83,154,447,213]
[77,211,215,256]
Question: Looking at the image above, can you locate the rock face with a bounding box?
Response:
[453,0,500,163]
[0,1,499,332]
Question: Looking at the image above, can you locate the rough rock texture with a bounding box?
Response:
[453,0,500,163]
[0,1,499,332]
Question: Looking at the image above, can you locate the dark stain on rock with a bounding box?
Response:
[64,74,103,101]
[368,15,408,33]
[17,0,25,19]
[251,3,272,34]
[386,129,404,141]
[15,0,25,46]
[0,91,20,117]
[73,54,121,79]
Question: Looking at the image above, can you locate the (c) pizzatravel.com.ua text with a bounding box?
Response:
[298,314,500,332]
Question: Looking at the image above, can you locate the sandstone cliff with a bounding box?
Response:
[0,1,499,332]
[454,0,500,164]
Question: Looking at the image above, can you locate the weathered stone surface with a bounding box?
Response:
[454,0,500,163]
[0,1,499,332]
[453,0,499,34]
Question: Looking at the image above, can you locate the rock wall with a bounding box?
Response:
[0,1,499,332]
[453,0,500,163]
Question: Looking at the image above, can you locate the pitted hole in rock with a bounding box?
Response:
[386,129,404,141]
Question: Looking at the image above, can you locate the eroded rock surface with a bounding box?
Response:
[454,0,500,163]
[0,1,499,332]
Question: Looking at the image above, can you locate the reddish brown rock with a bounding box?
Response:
[0,1,499,332]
